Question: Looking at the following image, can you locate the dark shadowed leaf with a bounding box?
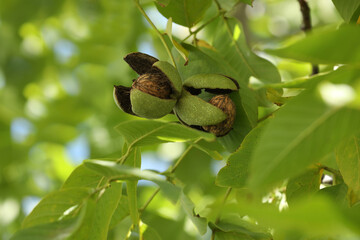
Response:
[286,167,322,205]
[210,215,272,240]
[332,0,360,22]
[336,135,360,199]
[156,0,212,27]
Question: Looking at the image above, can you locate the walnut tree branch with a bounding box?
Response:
[297,0,319,75]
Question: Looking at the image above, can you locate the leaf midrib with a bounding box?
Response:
[259,106,339,183]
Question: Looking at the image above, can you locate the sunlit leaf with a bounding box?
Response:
[115,119,214,147]
[223,196,357,236]
[114,216,133,239]
[263,66,360,89]
[140,222,162,240]
[266,25,360,64]
[180,192,207,235]
[11,204,87,240]
[166,18,188,64]
[62,164,103,189]
[69,182,123,239]
[84,159,181,203]
[212,19,281,85]
[249,88,360,192]
[22,188,93,229]
[109,197,130,229]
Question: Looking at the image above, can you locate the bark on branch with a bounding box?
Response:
[297,0,319,75]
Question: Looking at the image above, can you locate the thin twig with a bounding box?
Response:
[134,0,177,67]
[170,138,201,173]
[297,0,319,75]
[137,138,202,213]
[139,187,160,213]
[182,12,221,42]
[211,187,232,239]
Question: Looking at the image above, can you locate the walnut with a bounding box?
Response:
[202,95,236,137]
[132,72,172,99]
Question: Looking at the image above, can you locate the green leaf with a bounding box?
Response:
[115,119,214,147]
[22,188,93,229]
[223,196,356,236]
[266,25,360,64]
[69,182,123,240]
[155,0,212,27]
[212,19,281,85]
[166,18,189,64]
[211,215,272,240]
[217,0,253,11]
[11,205,86,240]
[123,148,141,225]
[286,167,322,205]
[263,66,360,90]
[193,141,223,160]
[216,120,269,188]
[140,223,162,240]
[249,88,360,192]
[239,0,253,5]
[127,180,139,225]
[180,192,207,235]
[154,0,170,7]
[336,135,360,198]
[84,160,181,204]
[114,216,133,240]
[332,0,360,22]
[62,164,103,189]
[109,197,130,229]
[317,184,348,205]
[174,45,257,152]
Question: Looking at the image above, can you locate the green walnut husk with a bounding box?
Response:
[183,74,239,93]
[113,52,182,119]
[130,88,177,119]
[175,74,239,136]
[174,90,227,126]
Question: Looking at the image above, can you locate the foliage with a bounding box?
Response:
[2,0,360,239]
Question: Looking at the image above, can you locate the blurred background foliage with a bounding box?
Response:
[0,0,341,239]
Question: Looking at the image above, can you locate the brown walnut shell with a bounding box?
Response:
[132,72,172,99]
[202,95,236,137]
